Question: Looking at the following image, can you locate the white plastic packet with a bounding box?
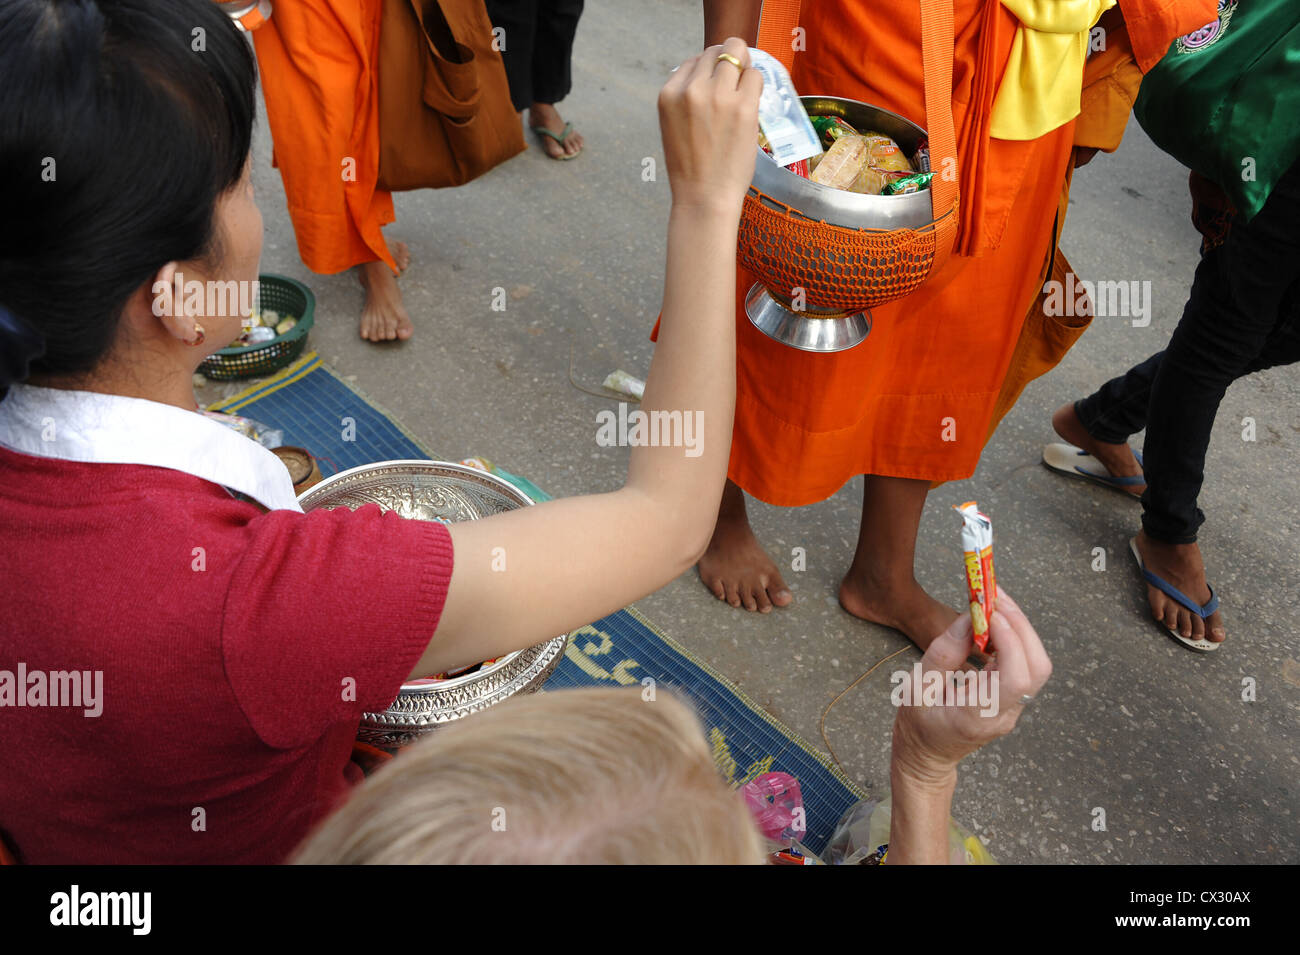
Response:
[748,48,822,167]
[602,369,645,401]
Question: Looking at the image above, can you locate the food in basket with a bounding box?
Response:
[230,313,299,347]
[240,326,276,346]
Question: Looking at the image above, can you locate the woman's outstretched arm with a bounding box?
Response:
[415,39,763,679]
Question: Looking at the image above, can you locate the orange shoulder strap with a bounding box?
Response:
[756,0,959,271]
[755,0,802,73]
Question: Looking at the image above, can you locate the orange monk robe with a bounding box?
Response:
[985,0,1216,441]
[721,0,1215,505]
[251,1,398,275]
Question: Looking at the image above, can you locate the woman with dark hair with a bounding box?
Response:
[0,1,1048,865]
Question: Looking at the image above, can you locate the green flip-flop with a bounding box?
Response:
[530,122,581,160]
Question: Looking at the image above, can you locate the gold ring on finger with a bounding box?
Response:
[715,52,744,71]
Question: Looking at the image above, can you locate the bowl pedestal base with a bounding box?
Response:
[745,284,872,353]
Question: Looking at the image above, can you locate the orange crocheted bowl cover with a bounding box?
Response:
[738,187,952,312]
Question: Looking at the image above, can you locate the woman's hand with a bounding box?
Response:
[657,37,762,217]
[892,588,1053,785]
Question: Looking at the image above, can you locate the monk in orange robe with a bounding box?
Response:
[245,2,412,342]
[695,0,1216,647]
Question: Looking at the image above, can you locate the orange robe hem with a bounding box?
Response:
[252,0,397,275]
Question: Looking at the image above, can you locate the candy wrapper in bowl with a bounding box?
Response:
[954,501,996,653]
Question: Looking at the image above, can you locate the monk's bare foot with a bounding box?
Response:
[1052,401,1145,496]
[1134,529,1225,644]
[838,571,960,652]
[390,240,411,275]
[528,102,583,158]
[357,259,414,342]
[698,482,792,613]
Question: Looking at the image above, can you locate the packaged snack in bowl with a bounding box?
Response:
[810,113,858,149]
[913,136,932,173]
[810,133,870,190]
[882,171,934,195]
[862,131,913,174]
[954,501,996,653]
[748,47,822,167]
[785,157,810,179]
[847,163,890,195]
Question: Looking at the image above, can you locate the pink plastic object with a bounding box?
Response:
[742,772,807,843]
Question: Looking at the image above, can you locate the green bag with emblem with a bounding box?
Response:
[1133,0,1300,221]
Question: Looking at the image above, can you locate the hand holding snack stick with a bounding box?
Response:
[887,589,1053,863]
[955,501,997,652]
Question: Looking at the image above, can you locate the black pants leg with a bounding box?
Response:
[484,0,583,112]
[1073,160,1300,544]
[485,0,538,112]
[1074,350,1164,444]
[529,0,584,106]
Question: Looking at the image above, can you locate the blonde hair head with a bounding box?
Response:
[294,686,765,864]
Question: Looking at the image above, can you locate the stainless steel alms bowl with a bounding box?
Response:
[298,460,569,749]
[741,96,933,352]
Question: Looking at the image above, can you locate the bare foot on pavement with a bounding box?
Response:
[357,242,413,342]
[697,482,793,613]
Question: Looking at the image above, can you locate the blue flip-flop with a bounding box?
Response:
[1128,537,1221,652]
[1043,442,1144,496]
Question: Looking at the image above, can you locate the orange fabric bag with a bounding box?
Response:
[377,0,525,191]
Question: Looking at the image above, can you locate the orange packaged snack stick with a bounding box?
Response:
[954,501,997,652]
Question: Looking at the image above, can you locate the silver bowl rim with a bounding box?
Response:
[298,458,538,511]
[298,458,568,710]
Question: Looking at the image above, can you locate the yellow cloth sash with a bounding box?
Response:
[990,0,1116,140]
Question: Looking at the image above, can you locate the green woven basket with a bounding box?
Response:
[198,273,315,381]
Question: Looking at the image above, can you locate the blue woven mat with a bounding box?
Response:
[211,353,868,853]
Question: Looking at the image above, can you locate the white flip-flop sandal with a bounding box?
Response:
[1043,442,1145,496]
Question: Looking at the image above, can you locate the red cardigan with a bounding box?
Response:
[0,446,454,864]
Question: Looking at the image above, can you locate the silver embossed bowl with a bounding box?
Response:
[298,460,569,750]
